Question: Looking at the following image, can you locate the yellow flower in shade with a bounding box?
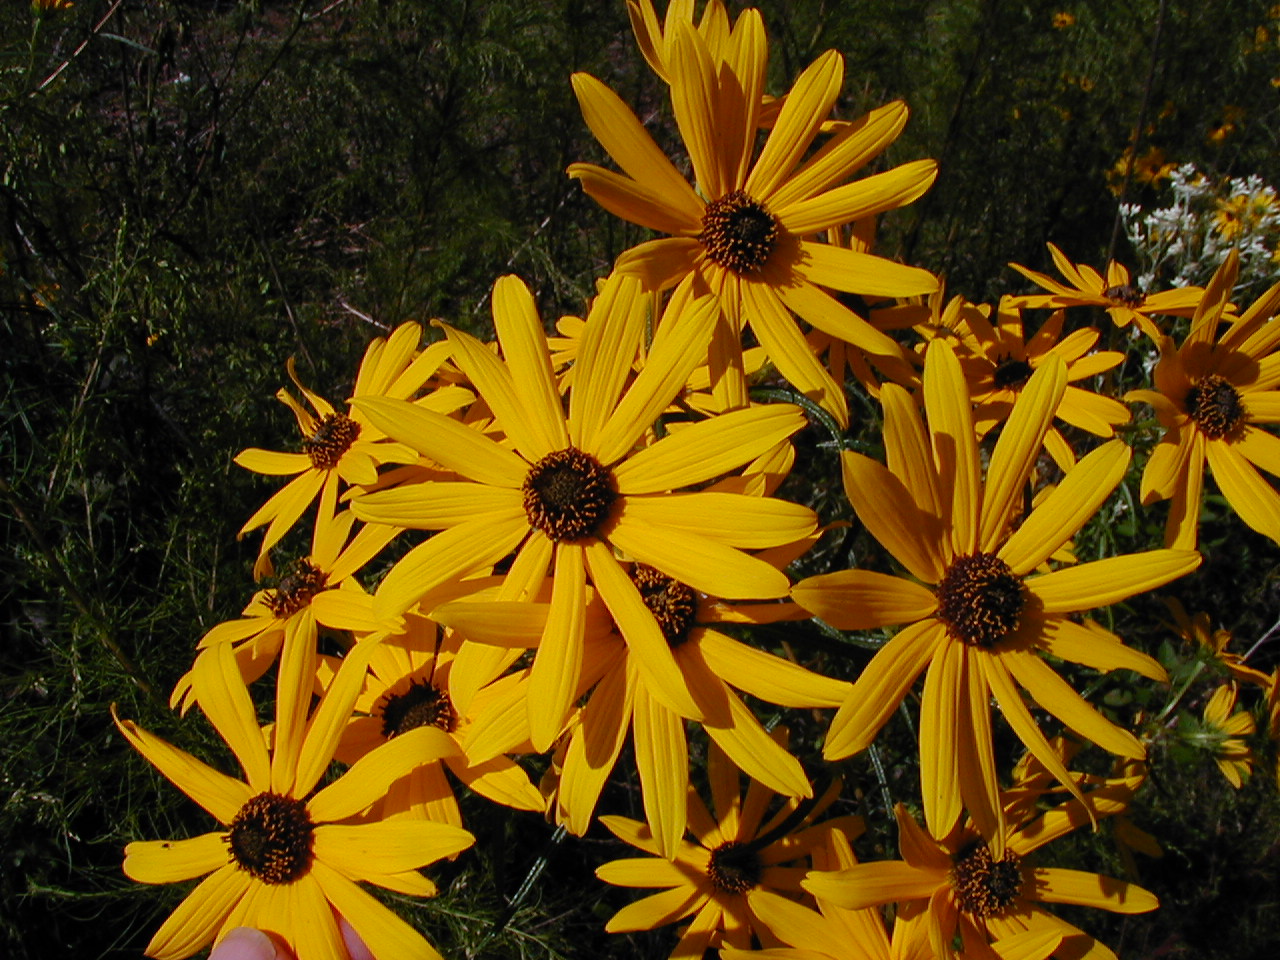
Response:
[325,607,544,829]
[626,0,747,85]
[235,321,471,578]
[721,827,1063,960]
[115,642,473,960]
[803,777,1157,960]
[568,18,938,426]
[595,730,858,958]
[1199,683,1256,788]
[1052,11,1076,28]
[351,273,816,753]
[950,299,1130,469]
[439,558,849,857]
[1126,251,1280,548]
[1008,243,1203,341]
[791,341,1199,846]
[1164,597,1271,687]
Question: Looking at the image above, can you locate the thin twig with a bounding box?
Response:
[33,0,125,95]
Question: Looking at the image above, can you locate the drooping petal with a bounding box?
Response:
[1207,438,1280,544]
[919,640,964,838]
[310,860,446,960]
[142,864,250,960]
[633,681,690,859]
[528,543,587,753]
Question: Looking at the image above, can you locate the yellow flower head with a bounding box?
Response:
[1200,683,1256,788]
[116,642,472,960]
[1052,11,1076,28]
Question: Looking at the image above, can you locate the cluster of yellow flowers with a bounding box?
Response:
[116,3,1280,959]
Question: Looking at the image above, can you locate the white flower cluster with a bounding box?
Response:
[1120,163,1280,294]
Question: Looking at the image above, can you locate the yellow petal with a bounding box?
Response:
[923,340,979,557]
[192,644,271,793]
[615,237,704,291]
[777,159,937,235]
[1031,867,1158,914]
[979,355,1066,553]
[314,820,474,877]
[1000,440,1130,575]
[839,451,946,583]
[310,860,445,960]
[234,448,311,476]
[112,707,251,825]
[528,543,587,752]
[354,481,523,530]
[615,492,816,548]
[670,23,726,198]
[633,682,690,858]
[822,620,943,760]
[1037,617,1167,682]
[802,861,941,910]
[123,833,228,885]
[569,72,703,224]
[568,273,647,451]
[353,395,527,488]
[695,628,851,707]
[613,404,806,494]
[746,50,842,200]
[307,725,460,823]
[1207,438,1280,544]
[604,884,707,932]
[491,275,571,453]
[919,640,964,838]
[1027,550,1200,613]
[143,864,249,960]
[794,242,939,298]
[791,568,937,630]
[597,855,702,889]
[559,662,633,835]
[568,163,702,235]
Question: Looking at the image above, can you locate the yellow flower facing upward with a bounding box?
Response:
[351,273,816,754]
[720,825,1063,960]
[803,775,1156,960]
[1127,251,1280,548]
[791,341,1198,847]
[1199,683,1256,788]
[236,321,471,578]
[324,606,545,830]
[116,642,473,960]
[950,298,1130,469]
[568,18,937,426]
[595,729,859,959]
[1008,243,1203,341]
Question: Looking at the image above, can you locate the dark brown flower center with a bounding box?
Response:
[265,559,327,618]
[708,840,761,894]
[303,413,361,470]
[630,564,698,647]
[225,792,314,885]
[1103,283,1143,307]
[936,553,1024,648]
[379,679,456,737]
[522,447,616,542]
[951,842,1023,917]
[1186,374,1245,440]
[992,355,1034,390]
[700,190,778,274]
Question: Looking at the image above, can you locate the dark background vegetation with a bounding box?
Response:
[3,0,1280,957]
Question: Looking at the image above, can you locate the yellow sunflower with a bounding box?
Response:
[803,775,1156,960]
[173,508,401,789]
[439,558,848,857]
[720,826,1063,960]
[115,642,472,960]
[1198,683,1256,788]
[236,321,471,578]
[568,18,937,425]
[595,729,858,958]
[951,298,1130,469]
[790,341,1199,845]
[324,606,544,829]
[1126,251,1280,548]
[351,273,816,753]
[1007,243,1204,341]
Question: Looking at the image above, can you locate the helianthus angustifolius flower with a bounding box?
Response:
[351,273,816,752]
[719,826,1063,960]
[1126,251,1280,548]
[1198,683,1256,788]
[116,642,472,960]
[441,559,849,857]
[1007,243,1204,341]
[1164,597,1271,688]
[803,775,1155,960]
[325,606,544,829]
[595,730,858,958]
[236,321,471,578]
[568,17,938,425]
[791,341,1199,846]
[950,299,1129,469]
